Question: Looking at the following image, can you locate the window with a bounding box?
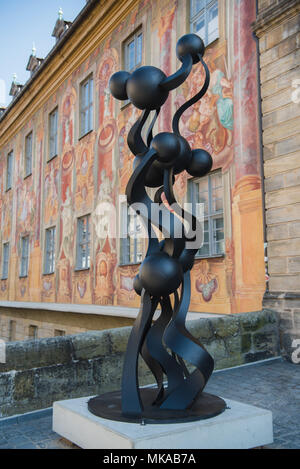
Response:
[188,171,224,257]
[190,0,219,45]
[49,107,58,160]
[76,215,90,269]
[120,203,144,265]
[2,242,9,280]
[124,29,143,72]
[6,151,13,190]
[25,132,33,177]
[20,236,29,277]
[54,329,65,336]
[44,227,56,274]
[80,76,93,137]
[28,325,38,340]
[9,320,16,342]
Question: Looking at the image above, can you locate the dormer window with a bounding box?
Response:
[26,44,43,77]
[52,8,72,42]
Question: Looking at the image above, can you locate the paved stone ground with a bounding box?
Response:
[0,358,298,449]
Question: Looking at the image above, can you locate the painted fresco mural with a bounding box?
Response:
[0,0,266,315]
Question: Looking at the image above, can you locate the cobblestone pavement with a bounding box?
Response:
[0,358,298,449]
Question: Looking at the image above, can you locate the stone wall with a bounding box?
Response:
[253,0,300,360]
[263,293,300,362]
[0,309,280,418]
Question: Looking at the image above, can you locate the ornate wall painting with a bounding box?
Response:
[190,259,231,314]
[73,269,93,305]
[33,125,44,245]
[56,86,77,303]
[92,47,120,305]
[1,193,12,245]
[231,0,266,312]
[57,184,74,303]
[75,137,95,212]
[93,166,118,305]
[44,157,60,226]
[41,277,55,302]
[61,85,76,151]
[176,48,234,174]
[117,264,140,308]
[94,244,117,306]
[157,3,176,133]
[117,105,138,193]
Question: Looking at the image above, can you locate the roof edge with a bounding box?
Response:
[0,0,98,124]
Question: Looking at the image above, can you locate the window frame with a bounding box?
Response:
[24,131,33,178]
[188,171,225,259]
[9,320,16,342]
[190,0,219,46]
[121,28,143,108]
[44,226,56,275]
[1,242,10,280]
[48,107,58,161]
[79,75,94,139]
[20,235,30,278]
[28,325,38,340]
[6,150,13,191]
[124,28,143,72]
[120,203,144,266]
[76,215,91,271]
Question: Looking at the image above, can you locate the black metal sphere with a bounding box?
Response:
[151,132,180,166]
[126,66,169,110]
[133,274,143,296]
[179,249,195,273]
[109,71,131,100]
[176,34,205,64]
[139,252,183,297]
[186,149,213,178]
[174,135,192,174]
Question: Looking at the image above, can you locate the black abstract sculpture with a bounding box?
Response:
[88,34,226,424]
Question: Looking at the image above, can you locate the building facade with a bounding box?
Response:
[0,0,267,342]
[253,0,300,361]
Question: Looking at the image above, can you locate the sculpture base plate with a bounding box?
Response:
[53,395,274,448]
[88,388,226,424]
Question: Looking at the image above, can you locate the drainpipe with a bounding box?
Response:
[253,0,269,293]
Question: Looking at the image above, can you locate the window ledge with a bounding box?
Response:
[24,173,32,180]
[74,267,90,272]
[119,262,142,267]
[78,129,93,141]
[195,253,225,260]
[42,271,55,276]
[47,154,58,163]
[205,36,219,50]
[120,100,131,110]
[19,275,28,278]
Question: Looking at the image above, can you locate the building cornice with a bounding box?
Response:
[252,0,300,37]
[0,0,139,147]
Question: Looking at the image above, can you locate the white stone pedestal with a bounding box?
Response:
[53,396,273,449]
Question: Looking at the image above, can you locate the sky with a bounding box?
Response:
[0,0,86,107]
